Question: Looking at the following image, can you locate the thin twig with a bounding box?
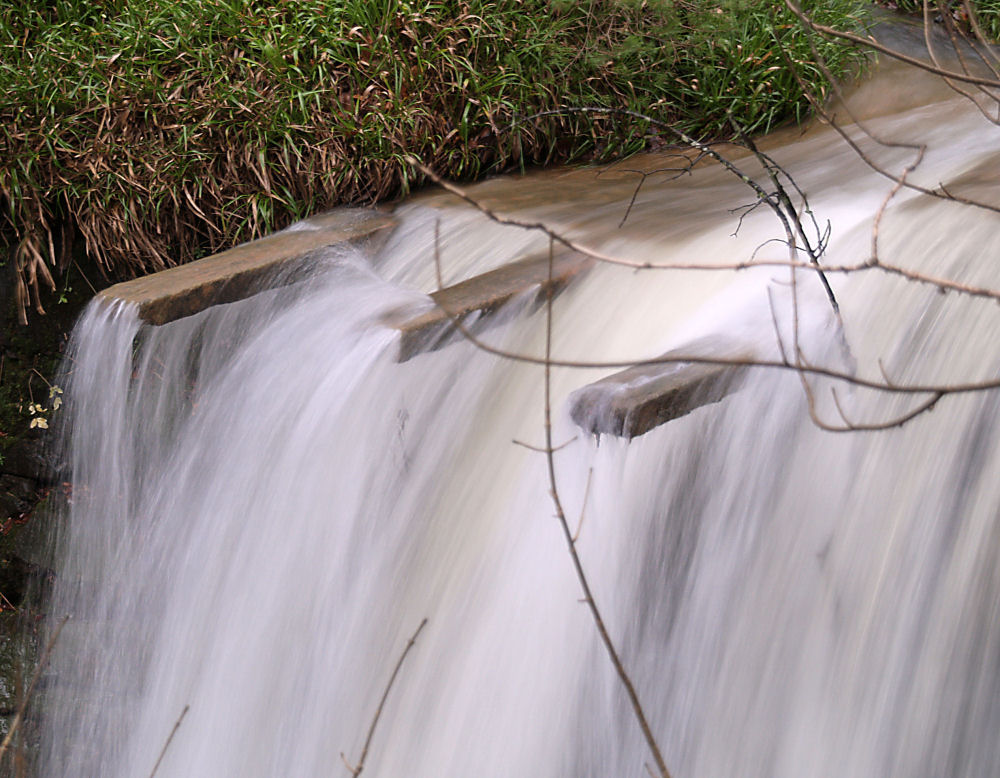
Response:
[341,618,428,777]
[428,229,673,772]
[728,115,839,316]
[869,145,921,262]
[812,389,944,432]
[572,467,595,544]
[595,156,706,228]
[148,704,190,778]
[0,590,18,613]
[766,286,791,365]
[878,358,897,388]
[0,615,69,765]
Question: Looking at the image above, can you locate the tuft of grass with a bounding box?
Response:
[0,0,870,321]
[668,0,872,137]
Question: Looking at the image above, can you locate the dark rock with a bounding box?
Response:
[0,475,39,507]
[1,438,49,482]
[0,554,53,608]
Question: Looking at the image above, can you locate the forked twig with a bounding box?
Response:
[513,437,576,454]
[596,155,707,228]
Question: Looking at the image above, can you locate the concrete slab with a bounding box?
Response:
[99,209,396,325]
[387,250,595,361]
[569,339,749,438]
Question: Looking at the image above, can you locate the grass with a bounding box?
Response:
[0,0,871,324]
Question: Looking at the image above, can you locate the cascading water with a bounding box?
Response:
[37,68,1000,776]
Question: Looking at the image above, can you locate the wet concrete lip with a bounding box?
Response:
[569,337,751,438]
[98,208,397,326]
[384,249,595,362]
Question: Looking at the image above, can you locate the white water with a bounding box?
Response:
[38,78,1000,776]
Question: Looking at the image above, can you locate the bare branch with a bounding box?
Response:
[767,286,791,365]
[417,237,1000,401]
[538,236,672,777]
[782,8,1000,216]
[728,115,839,316]
[878,358,897,388]
[413,162,1000,417]
[413,158,1000,305]
[870,144,921,263]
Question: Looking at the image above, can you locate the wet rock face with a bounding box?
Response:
[0,555,51,609]
[0,477,36,525]
[0,439,52,486]
[0,436,56,608]
[1,444,45,521]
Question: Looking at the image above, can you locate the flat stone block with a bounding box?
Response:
[99,208,396,325]
[388,250,595,361]
[569,339,749,438]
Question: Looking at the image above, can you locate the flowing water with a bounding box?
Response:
[36,61,1000,777]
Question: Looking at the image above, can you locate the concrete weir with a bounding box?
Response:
[569,339,749,439]
[98,208,396,326]
[97,209,744,432]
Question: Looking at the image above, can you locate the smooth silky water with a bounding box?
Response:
[36,63,1000,777]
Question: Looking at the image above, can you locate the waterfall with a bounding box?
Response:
[37,83,1000,777]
